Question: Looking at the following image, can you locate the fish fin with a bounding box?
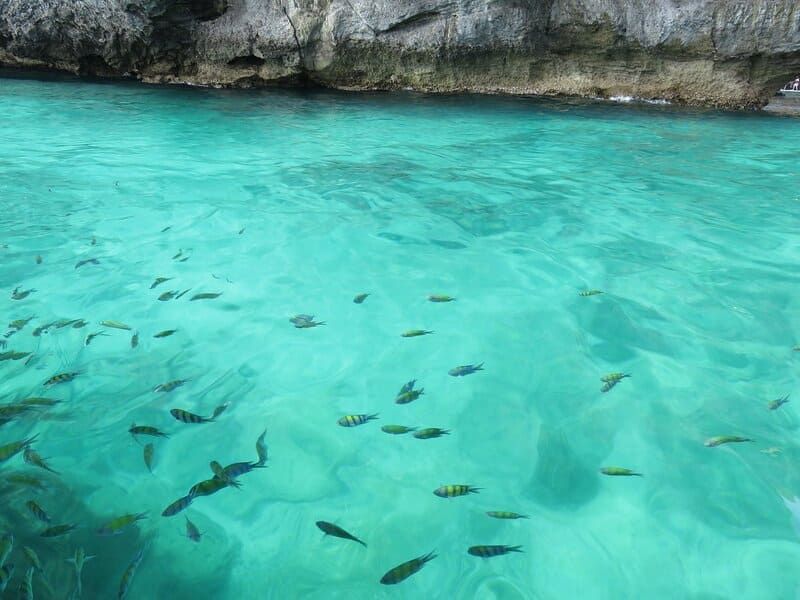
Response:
[508,546,524,553]
[476,363,484,370]
[422,550,437,563]
[356,538,367,547]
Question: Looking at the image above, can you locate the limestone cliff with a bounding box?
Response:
[1,0,799,108]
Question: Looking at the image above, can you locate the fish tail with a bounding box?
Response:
[468,486,481,494]
[367,413,379,421]
[475,363,484,370]
[422,550,437,564]
[356,537,367,548]
[508,545,524,553]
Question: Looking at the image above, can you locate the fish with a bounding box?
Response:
[0,350,31,361]
[600,372,630,383]
[154,379,187,393]
[19,397,61,407]
[395,389,424,404]
[381,425,417,435]
[238,227,245,234]
[0,404,33,419]
[209,461,241,488]
[486,511,529,520]
[468,545,523,557]
[337,414,379,427]
[44,372,80,386]
[0,434,38,464]
[8,317,34,331]
[353,293,369,304]
[150,277,172,289]
[380,551,437,585]
[54,318,79,329]
[433,484,480,498]
[190,292,222,301]
[67,547,94,598]
[413,428,450,439]
[255,429,268,466]
[40,523,76,538]
[100,320,132,331]
[31,323,53,337]
[704,435,753,447]
[0,564,13,593]
[97,512,147,536]
[175,288,192,299]
[600,467,643,477]
[4,473,46,490]
[35,255,42,264]
[579,289,603,296]
[26,500,50,523]
[172,250,183,260]
[129,424,169,438]
[91,236,97,246]
[161,226,171,233]
[153,329,177,338]
[401,329,433,338]
[161,495,193,517]
[158,291,177,301]
[85,331,109,346]
[448,363,483,377]
[72,319,88,329]
[211,404,228,419]
[74,258,99,269]
[185,517,202,542]
[290,314,325,328]
[23,447,58,473]
[767,394,790,411]
[601,380,621,393]
[170,408,214,424]
[117,546,145,600]
[428,294,455,302]
[19,565,33,600]
[22,546,41,571]
[12,287,36,300]
[399,380,416,394]
[188,477,230,498]
[219,461,264,480]
[316,521,366,547]
[0,533,11,566]
[143,443,154,472]
[794,345,800,352]
[131,331,139,348]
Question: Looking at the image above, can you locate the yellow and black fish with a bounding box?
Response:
[380,551,437,585]
[170,408,214,424]
[381,425,417,435]
[704,435,753,448]
[188,477,229,498]
[23,447,57,474]
[337,414,378,427]
[433,484,480,498]
[579,289,603,297]
[767,394,790,411]
[190,292,222,301]
[395,389,424,405]
[97,512,147,536]
[117,546,145,600]
[486,511,528,520]
[600,467,643,477]
[428,294,455,302]
[129,424,168,439]
[467,545,523,557]
[25,500,50,523]
[100,320,131,331]
[161,495,193,517]
[154,379,187,393]
[44,372,79,386]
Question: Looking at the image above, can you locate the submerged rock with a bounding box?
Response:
[0,1,799,108]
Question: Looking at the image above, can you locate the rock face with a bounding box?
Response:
[1,0,799,108]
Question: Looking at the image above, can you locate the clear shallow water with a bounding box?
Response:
[1,76,800,599]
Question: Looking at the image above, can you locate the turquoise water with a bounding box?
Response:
[1,76,800,599]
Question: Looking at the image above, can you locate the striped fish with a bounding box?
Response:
[579,289,603,296]
[161,495,193,517]
[337,414,378,427]
[117,546,145,600]
[188,478,229,498]
[0,434,38,464]
[170,408,213,424]
[25,500,50,523]
[486,511,529,520]
[468,545,523,557]
[23,447,58,473]
[601,372,630,383]
[154,379,187,393]
[395,389,424,405]
[380,551,436,585]
[433,484,480,498]
[44,372,79,386]
[129,425,168,438]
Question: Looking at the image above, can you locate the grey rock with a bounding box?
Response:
[0,0,799,107]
